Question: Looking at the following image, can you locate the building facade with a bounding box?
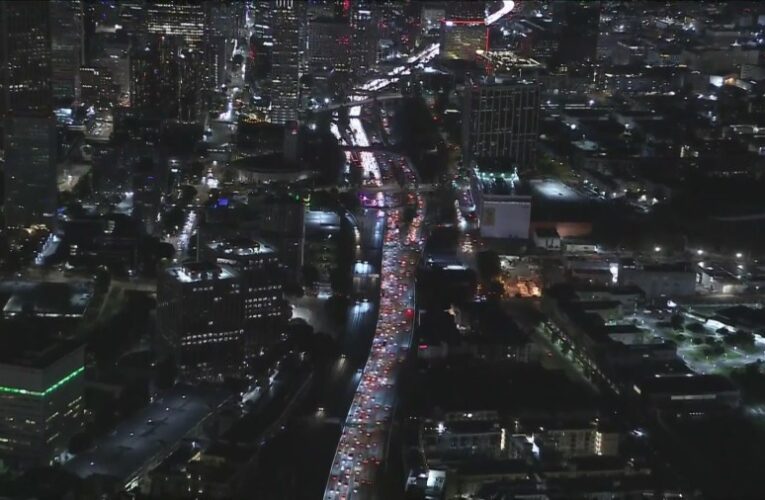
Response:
[157,262,246,380]
[271,0,302,124]
[0,341,85,469]
[462,77,540,170]
[204,238,290,347]
[2,1,59,228]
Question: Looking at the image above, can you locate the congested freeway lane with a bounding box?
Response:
[324,43,435,500]
[325,191,424,500]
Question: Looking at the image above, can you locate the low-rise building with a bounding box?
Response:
[473,170,532,241]
[534,227,561,251]
[620,260,697,300]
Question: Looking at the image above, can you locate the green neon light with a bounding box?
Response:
[0,366,84,397]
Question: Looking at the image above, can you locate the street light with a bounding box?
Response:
[697,249,704,255]
[654,246,661,253]
[736,252,743,259]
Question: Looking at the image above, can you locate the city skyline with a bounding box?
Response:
[1,1,765,499]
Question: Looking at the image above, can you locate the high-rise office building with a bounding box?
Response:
[2,1,58,228]
[144,2,209,121]
[250,192,306,283]
[157,248,288,381]
[0,334,85,469]
[307,18,352,83]
[205,237,289,345]
[206,2,244,91]
[129,36,175,113]
[3,118,58,227]
[49,0,83,106]
[250,1,274,47]
[129,36,203,123]
[146,2,205,48]
[271,0,302,124]
[350,4,379,77]
[553,0,601,66]
[176,48,205,123]
[462,77,540,170]
[157,262,246,381]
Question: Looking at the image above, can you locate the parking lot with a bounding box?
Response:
[627,307,765,375]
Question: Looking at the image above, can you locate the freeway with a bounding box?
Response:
[238,41,436,499]
[325,187,424,500]
[321,40,441,500]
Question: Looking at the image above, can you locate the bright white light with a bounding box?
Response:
[697,249,704,255]
[485,1,515,26]
[654,246,661,252]
[736,252,743,259]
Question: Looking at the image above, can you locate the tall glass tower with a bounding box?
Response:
[2,1,58,228]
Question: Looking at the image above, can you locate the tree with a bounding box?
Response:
[724,330,755,350]
[670,313,685,331]
[476,250,502,283]
[687,322,705,334]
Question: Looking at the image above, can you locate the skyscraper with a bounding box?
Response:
[462,76,540,170]
[307,17,352,85]
[144,2,209,123]
[350,4,379,77]
[271,0,301,124]
[2,1,58,228]
[129,35,203,123]
[146,2,205,48]
[49,0,82,106]
[129,36,176,114]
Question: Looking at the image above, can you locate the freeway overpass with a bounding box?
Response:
[303,92,404,113]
